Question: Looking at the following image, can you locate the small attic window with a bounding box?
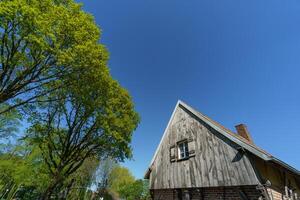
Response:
[170,139,195,162]
[178,140,189,159]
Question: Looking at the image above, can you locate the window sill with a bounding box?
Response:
[173,154,195,162]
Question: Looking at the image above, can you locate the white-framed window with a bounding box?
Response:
[170,138,195,162]
[178,140,189,159]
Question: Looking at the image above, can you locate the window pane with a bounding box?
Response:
[184,142,189,157]
[178,141,190,159]
[185,142,189,152]
[179,144,184,151]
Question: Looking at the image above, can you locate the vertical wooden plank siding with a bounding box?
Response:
[150,106,259,189]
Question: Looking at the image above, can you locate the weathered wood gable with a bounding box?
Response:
[149,104,259,189]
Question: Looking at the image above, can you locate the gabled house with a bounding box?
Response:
[144,100,300,200]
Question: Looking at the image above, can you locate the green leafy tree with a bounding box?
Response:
[118,179,150,200]
[0,0,105,115]
[108,166,135,198]
[0,104,21,154]
[26,58,139,199]
[107,166,150,200]
[94,158,117,197]
[0,1,140,200]
[0,141,101,200]
[0,142,50,199]
[66,157,99,200]
[139,179,151,200]
[0,104,21,140]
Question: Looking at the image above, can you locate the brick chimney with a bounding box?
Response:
[235,124,254,144]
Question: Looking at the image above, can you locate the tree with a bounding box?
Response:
[0,0,106,115]
[108,166,135,198]
[66,157,99,200]
[0,104,21,154]
[94,158,117,197]
[139,180,151,200]
[0,140,101,200]
[0,104,21,140]
[0,1,140,200]
[106,166,150,200]
[0,142,50,199]
[26,62,139,199]
[118,179,150,200]
[0,142,103,200]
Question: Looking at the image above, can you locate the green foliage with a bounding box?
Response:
[0,0,139,199]
[15,186,42,200]
[94,158,117,193]
[67,157,99,199]
[0,104,22,163]
[25,75,139,198]
[0,143,50,199]
[105,166,150,200]
[0,0,107,115]
[108,166,135,197]
[117,179,150,200]
[0,104,21,143]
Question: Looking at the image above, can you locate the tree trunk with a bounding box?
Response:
[40,184,55,200]
[62,178,75,199]
[40,179,61,200]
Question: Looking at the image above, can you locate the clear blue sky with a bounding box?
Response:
[79,0,300,179]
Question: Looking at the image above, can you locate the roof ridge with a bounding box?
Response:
[179,101,299,175]
[189,104,272,157]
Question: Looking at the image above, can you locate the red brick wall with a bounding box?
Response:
[151,186,262,200]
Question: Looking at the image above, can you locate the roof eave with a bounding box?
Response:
[144,167,151,179]
[271,157,300,176]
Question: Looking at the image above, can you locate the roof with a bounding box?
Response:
[144,100,300,179]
